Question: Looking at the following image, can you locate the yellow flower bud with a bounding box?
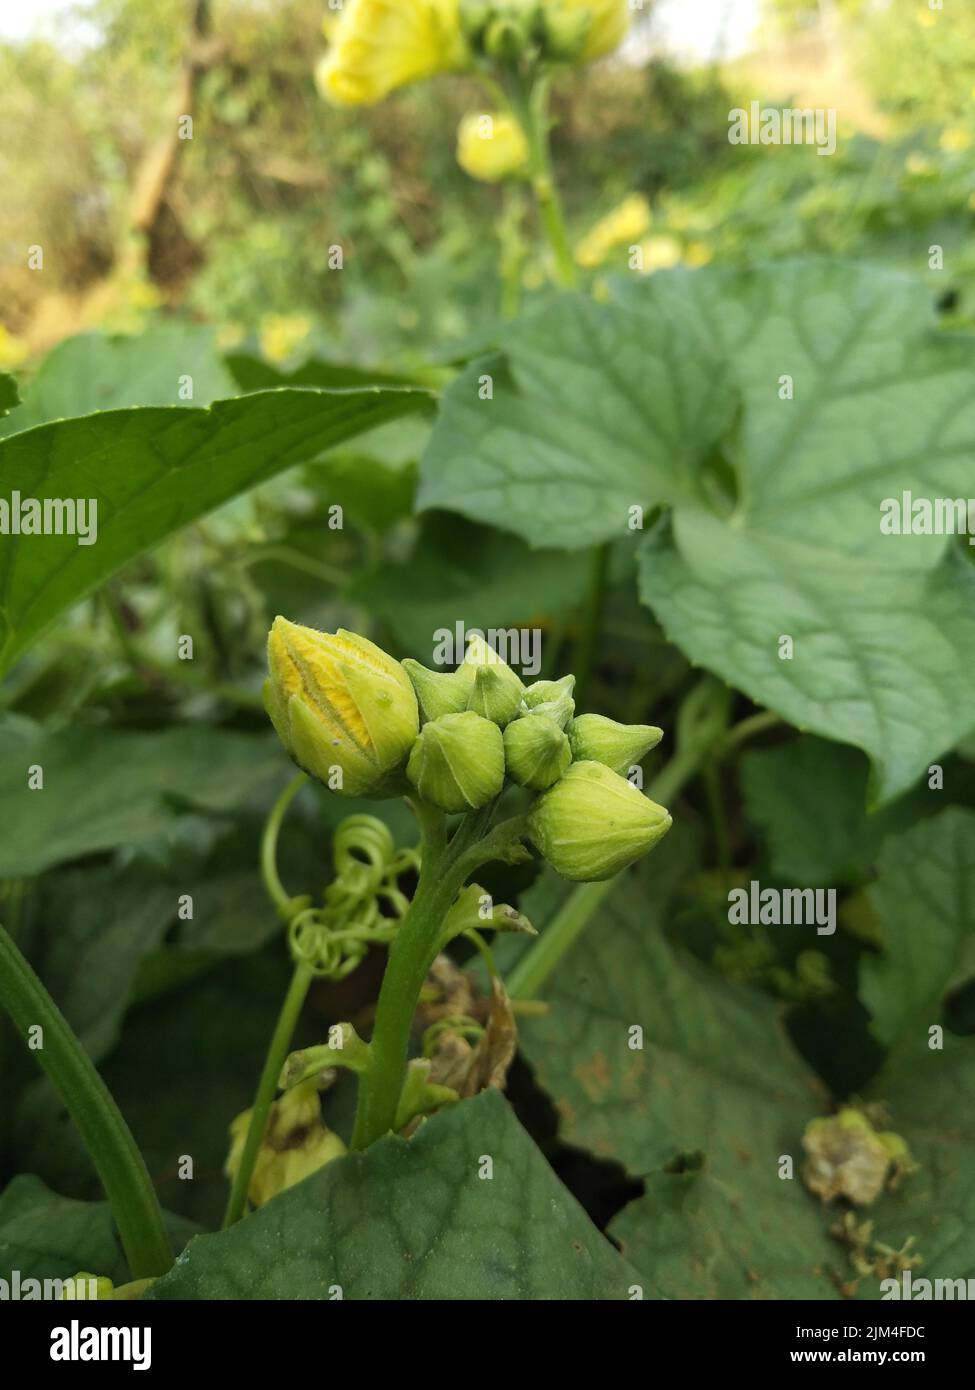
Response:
[457,111,530,183]
[265,617,419,798]
[575,193,651,268]
[528,760,672,880]
[407,711,505,812]
[315,0,468,107]
[568,713,663,775]
[225,1080,346,1209]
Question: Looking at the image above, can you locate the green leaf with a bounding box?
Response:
[514,844,841,1298]
[418,294,736,548]
[145,1091,643,1299]
[0,1174,197,1286]
[0,719,284,877]
[860,808,975,1046]
[0,327,238,439]
[741,735,931,886]
[854,1036,975,1297]
[624,260,975,802]
[0,385,430,675]
[352,514,591,656]
[639,511,975,804]
[224,353,416,393]
[0,373,20,419]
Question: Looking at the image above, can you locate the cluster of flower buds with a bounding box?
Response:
[460,0,627,67]
[265,618,671,882]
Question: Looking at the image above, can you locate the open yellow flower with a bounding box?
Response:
[457,111,530,182]
[575,193,651,268]
[316,0,468,107]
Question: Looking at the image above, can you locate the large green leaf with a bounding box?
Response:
[0,326,238,439]
[0,1175,197,1285]
[860,808,975,1046]
[352,514,592,657]
[741,735,932,886]
[854,1036,975,1297]
[145,1090,642,1299]
[627,262,975,802]
[0,718,284,877]
[514,845,841,1298]
[0,385,430,675]
[418,293,736,548]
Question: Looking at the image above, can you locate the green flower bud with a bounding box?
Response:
[460,0,494,48]
[484,12,530,64]
[521,674,576,728]
[265,617,419,797]
[402,658,471,722]
[537,6,591,62]
[462,634,525,726]
[568,713,663,775]
[504,712,572,790]
[407,711,505,813]
[527,760,672,881]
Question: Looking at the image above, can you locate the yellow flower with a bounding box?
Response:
[225,1080,346,1208]
[0,325,28,371]
[265,617,419,797]
[638,234,682,272]
[315,0,468,107]
[684,240,712,268]
[554,0,630,60]
[259,313,312,364]
[940,126,972,154]
[456,111,529,182]
[575,193,652,268]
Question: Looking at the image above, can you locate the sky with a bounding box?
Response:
[0,0,764,61]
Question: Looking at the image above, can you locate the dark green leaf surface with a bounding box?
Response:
[0,1174,197,1285]
[0,385,430,675]
[0,718,284,876]
[860,808,975,1046]
[146,1090,642,1299]
[514,851,840,1298]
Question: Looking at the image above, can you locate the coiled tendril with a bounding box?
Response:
[288,814,420,980]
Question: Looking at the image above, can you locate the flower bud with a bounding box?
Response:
[484,11,530,64]
[402,658,471,722]
[527,760,672,881]
[536,5,590,61]
[225,1079,346,1209]
[407,711,505,812]
[521,673,575,728]
[558,0,629,61]
[462,634,525,727]
[504,713,571,790]
[265,617,419,797]
[568,713,663,775]
[457,111,530,183]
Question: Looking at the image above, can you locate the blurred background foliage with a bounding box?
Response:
[2,0,973,373]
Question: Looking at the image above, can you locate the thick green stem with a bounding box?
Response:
[0,924,172,1278]
[223,959,313,1228]
[350,851,467,1150]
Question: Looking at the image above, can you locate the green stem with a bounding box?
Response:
[573,541,610,704]
[0,924,172,1278]
[261,773,309,918]
[223,959,313,1228]
[511,74,578,289]
[350,847,468,1150]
